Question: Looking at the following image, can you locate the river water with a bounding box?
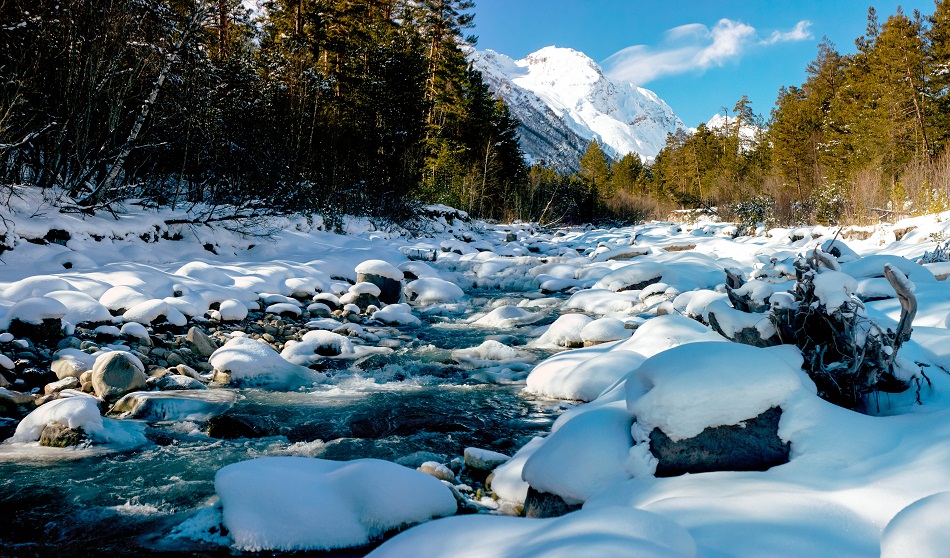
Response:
[0,292,570,557]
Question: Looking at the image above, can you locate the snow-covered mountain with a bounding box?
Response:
[706,113,761,148]
[469,46,687,172]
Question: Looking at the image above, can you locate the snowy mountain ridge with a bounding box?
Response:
[469,46,688,171]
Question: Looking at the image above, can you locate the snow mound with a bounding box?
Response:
[7,296,68,324]
[215,456,457,552]
[530,313,593,348]
[626,342,812,441]
[527,349,646,402]
[881,492,950,558]
[355,259,404,280]
[368,505,696,558]
[471,305,542,328]
[404,277,464,305]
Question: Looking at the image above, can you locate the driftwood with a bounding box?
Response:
[883,264,917,352]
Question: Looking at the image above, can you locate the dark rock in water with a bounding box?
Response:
[0,417,18,440]
[351,293,381,311]
[39,421,85,447]
[523,486,581,518]
[9,318,64,345]
[207,413,267,439]
[357,272,403,305]
[650,406,789,477]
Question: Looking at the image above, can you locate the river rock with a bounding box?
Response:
[463,447,510,471]
[108,390,236,422]
[418,461,459,484]
[91,351,148,402]
[356,260,404,305]
[186,327,218,358]
[44,377,81,395]
[650,406,790,477]
[148,374,207,391]
[39,421,85,447]
[51,354,90,380]
[523,486,581,518]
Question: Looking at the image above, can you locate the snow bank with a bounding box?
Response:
[215,456,457,552]
[404,277,464,305]
[881,492,950,558]
[526,349,646,402]
[368,506,697,558]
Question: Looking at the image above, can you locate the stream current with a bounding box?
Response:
[0,291,570,557]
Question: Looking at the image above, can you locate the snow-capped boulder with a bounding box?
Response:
[214,456,457,552]
[356,260,404,304]
[210,337,323,389]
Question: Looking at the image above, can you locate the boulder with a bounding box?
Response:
[186,327,218,358]
[51,355,90,380]
[91,351,148,402]
[418,461,459,484]
[356,272,402,305]
[44,377,81,395]
[39,421,85,447]
[523,486,581,518]
[649,406,790,477]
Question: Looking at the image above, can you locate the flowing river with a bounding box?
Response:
[0,290,570,557]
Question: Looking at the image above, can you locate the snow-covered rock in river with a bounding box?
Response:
[210,337,324,389]
[213,456,457,552]
[108,390,236,422]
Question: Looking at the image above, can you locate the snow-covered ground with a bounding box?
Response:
[4,189,950,556]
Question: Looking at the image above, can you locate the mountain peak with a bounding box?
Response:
[470,46,687,171]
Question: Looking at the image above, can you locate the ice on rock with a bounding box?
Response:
[11,393,147,448]
[452,340,534,369]
[281,330,355,366]
[210,337,324,388]
[626,342,812,442]
[368,505,697,558]
[109,390,236,422]
[529,313,593,348]
[215,456,457,552]
[372,303,421,326]
[471,305,542,328]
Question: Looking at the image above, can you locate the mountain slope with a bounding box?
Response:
[470,46,687,172]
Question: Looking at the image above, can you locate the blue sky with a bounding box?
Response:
[472,0,934,127]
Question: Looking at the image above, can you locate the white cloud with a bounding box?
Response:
[603,19,813,85]
[763,21,813,45]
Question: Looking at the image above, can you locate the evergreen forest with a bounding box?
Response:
[5,1,950,227]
